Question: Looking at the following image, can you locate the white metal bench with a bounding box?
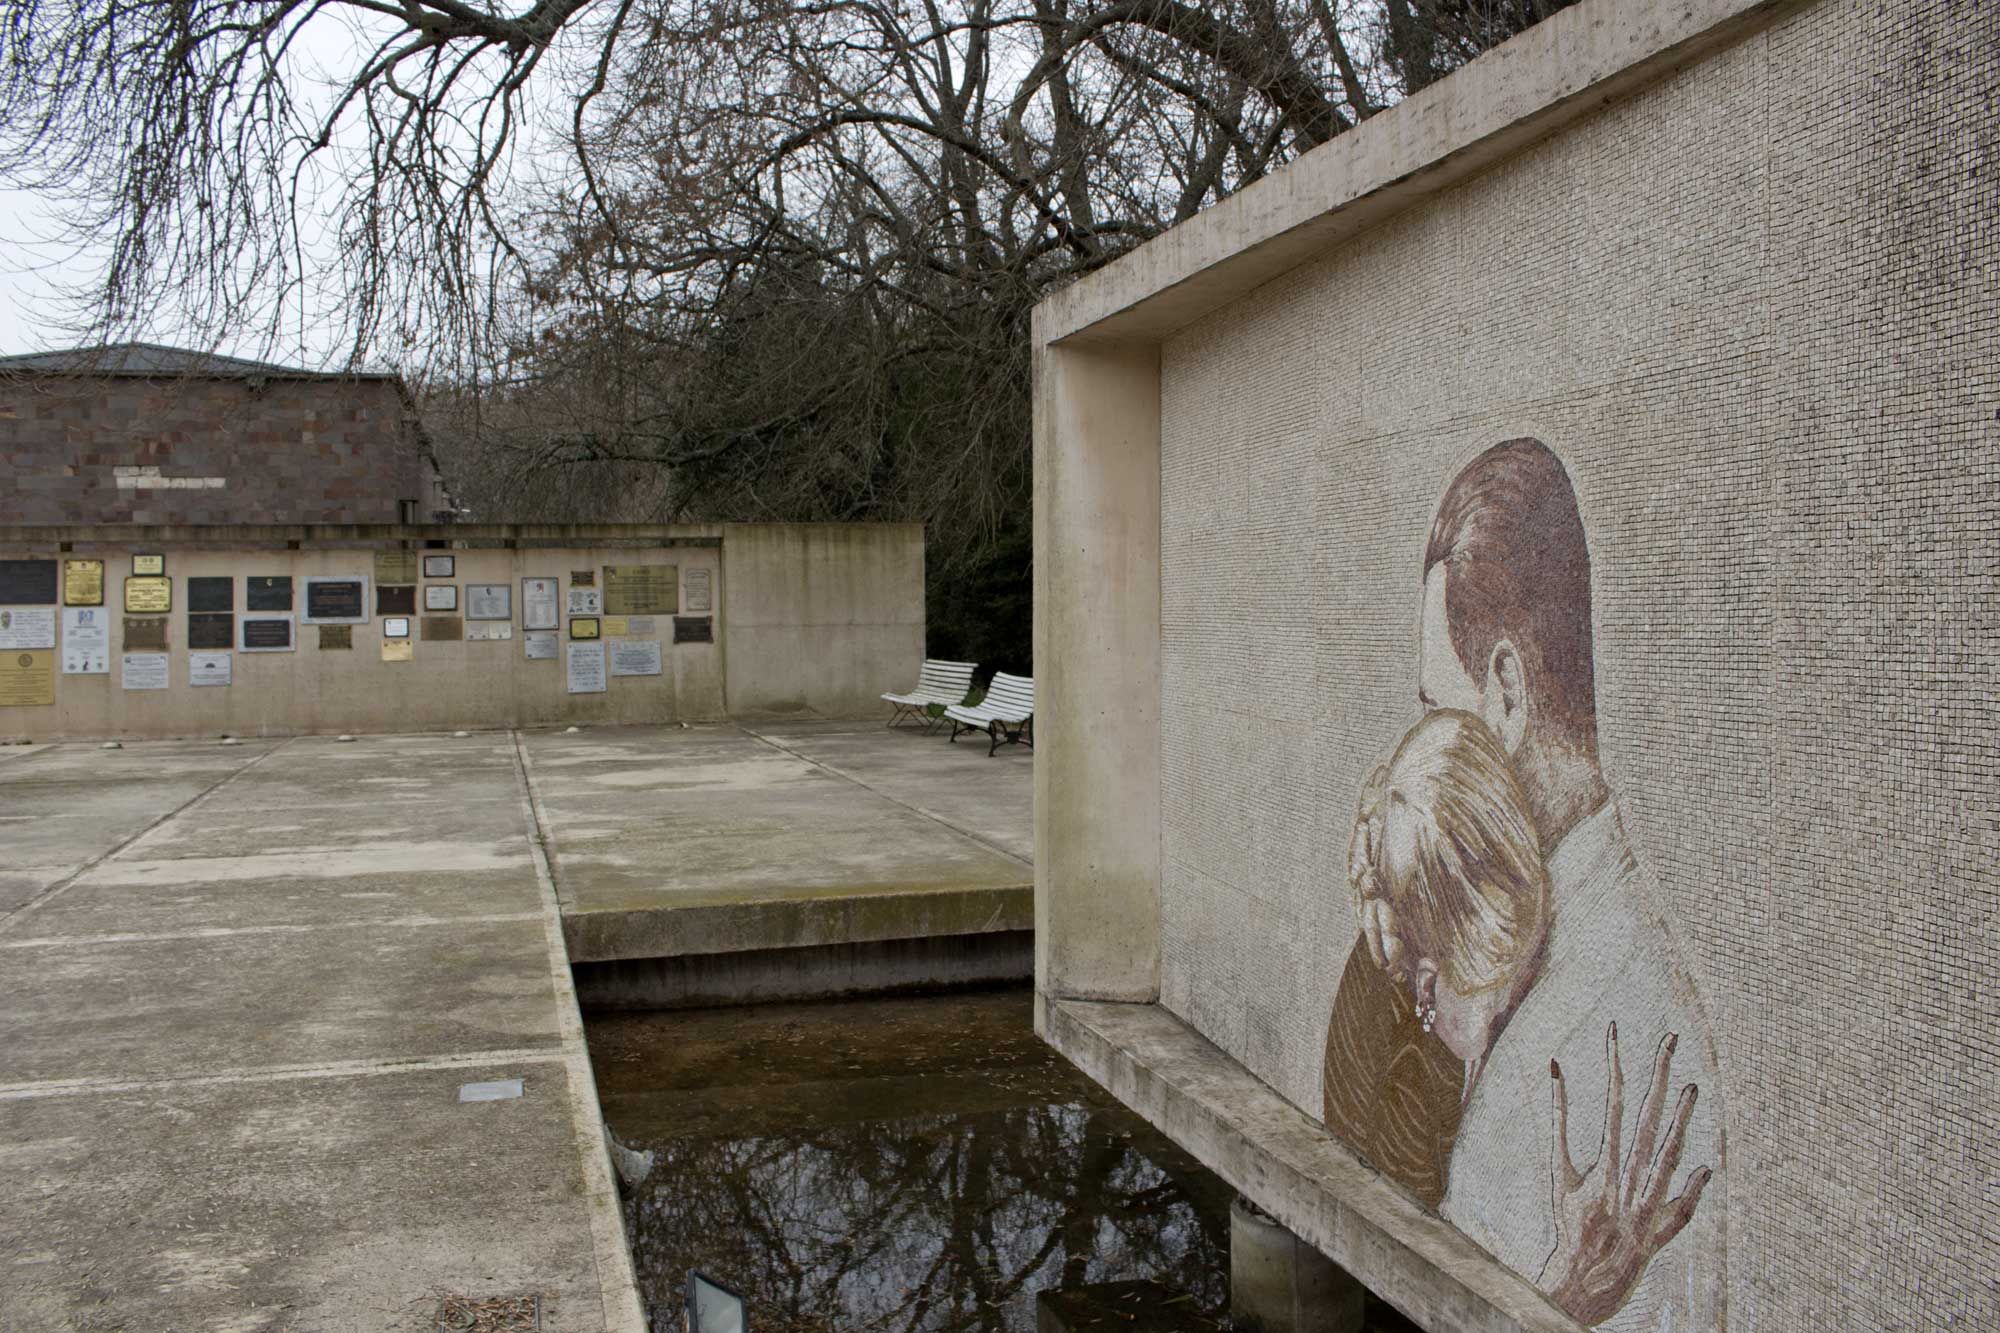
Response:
[944,671,1034,755]
[882,659,977,730]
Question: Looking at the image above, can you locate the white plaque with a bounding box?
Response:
[121,652,170,690]
[609,638,663,677]
[466,584,511,620]
[566,587,601,617]
[60,607,110,674]
[522,577,559,630]
[566,640,607,693]
[189,651,232,686]
[684,567,713,612]
[625,616,658,636]
[424,584,458,611]
[466,621,513,642]
[0,606,57,650]
[382,617,411,639]
[523,630,559,661]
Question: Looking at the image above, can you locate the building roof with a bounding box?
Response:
[0,342,398,381]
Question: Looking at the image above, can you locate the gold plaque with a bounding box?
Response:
[374,550,418,585]
[318,624,353,650]
[124,575,172,613]
[381,639,413,662]
[0,650,55,706]
[603,565,677,616]
[63,559,105,606]
[569,616,600,640]
[132,553,166,576]
[601,616,629,637]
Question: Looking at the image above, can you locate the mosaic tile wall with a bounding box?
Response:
[1156,0,1997,1327]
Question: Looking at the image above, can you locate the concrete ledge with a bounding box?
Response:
[574,930,1034,1009]
[1034,0,1809,347]
[1038,996,1585,1333]
[562,882,1033,964]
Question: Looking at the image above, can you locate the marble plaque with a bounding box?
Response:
[0,607,57,650]
[522,577,559,630]
[382,617,411,639]
[610,638,663,677]
[422,554,455,578]
[121,652,169,690]
[566,640,607,694]
[189,651,232,686]
[466,584,511,620]
[424,584,458,611]
[684,567,712,612]
[523,630,559,660]
[466,621,512,642]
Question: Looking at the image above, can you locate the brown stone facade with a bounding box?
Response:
[0,372,449,525]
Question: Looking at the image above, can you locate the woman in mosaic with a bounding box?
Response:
[1348,707,1711,1327]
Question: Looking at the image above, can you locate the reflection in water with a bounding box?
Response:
[590,989,1233,1333]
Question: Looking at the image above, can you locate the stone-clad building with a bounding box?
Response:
[0,342,453,524]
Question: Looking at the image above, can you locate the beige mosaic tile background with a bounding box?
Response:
[1156,0,1997,1326]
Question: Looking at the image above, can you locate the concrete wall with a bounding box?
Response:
[0,374,445,524]
[0,522,923,738]
[1035,2,1997,1332]
[721,522,926,718]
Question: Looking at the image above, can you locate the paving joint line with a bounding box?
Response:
[0,736,297,935]
[0,1047,569,1102]
[0,911,545,949]
[508,729,649,1333]
[737,724,1033,870]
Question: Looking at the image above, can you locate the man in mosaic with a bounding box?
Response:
[1321,438,1729,1329]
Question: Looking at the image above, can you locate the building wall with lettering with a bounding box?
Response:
[0,371,449,525]
[0,522,923,737]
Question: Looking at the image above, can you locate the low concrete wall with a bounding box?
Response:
[0,521,924,739]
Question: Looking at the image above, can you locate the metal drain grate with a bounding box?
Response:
[435,1292,543,1331]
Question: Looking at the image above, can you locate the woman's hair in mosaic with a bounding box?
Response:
[1349,709,1549,996]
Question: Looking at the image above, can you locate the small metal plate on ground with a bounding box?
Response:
[457,1078,523,1103]
[436,1292,542,1331]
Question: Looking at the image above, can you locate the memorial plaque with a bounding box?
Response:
[673,615,715,644]
[609,638,663,677]
[61,608,110,674]
[0,607,56,650]
[625,615,658,636]
[684,567,713,612]
[522,577,559,630]
[123,616,169,651]
[569,616,600,640]
[422,554,455,578]
[566,587,601,616]
[424,584,458,611]
[421,615,463,642]
[132,553,166,576]
[374,550,419,585]
[240,615,294,652]
[247,576,293,611]
[188,613,234,650]
[377,583,415,615]
[383,617,411,639]
[381,639,413,662]
[601,616,629,638]
[124,575,172,613]
[566,640,607,694]
[0,651,55,706]
[63,559,104,606]
[603,564,678,616]
[121,652,170,690]
[466,584,511,620]
[189,651,232,687]
[303,576,369,625]
[188,576,233,613]
[570,569,595,587]
[523,630,558,660]
[0,559,58,605]
[318,624,353,650]
[466,621,512,642]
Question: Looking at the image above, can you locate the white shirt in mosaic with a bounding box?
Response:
[1443,799,1728,1331]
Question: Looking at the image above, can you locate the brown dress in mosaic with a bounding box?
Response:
[1320,936,1464,1210]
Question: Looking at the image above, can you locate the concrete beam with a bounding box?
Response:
[1042,998,1586,1333]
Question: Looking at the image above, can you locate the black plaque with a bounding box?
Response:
[247,576,293,611]
[673,615,714,644]
[377,584,415,615]
[241,617,293,650]
[305,579,365,621]
[0,559,58,605]
[188,576,234,613]
[188,613,234,650]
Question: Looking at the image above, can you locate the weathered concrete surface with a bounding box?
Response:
[522,723,1033,965]
[0,734,644,1332]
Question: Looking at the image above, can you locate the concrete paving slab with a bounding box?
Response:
[0,1058,614,1332]
[0,916,563,1086]
[0,867,64,914]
